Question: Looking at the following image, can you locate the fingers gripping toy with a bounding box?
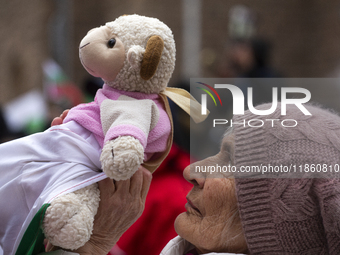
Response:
[0,14,207,254]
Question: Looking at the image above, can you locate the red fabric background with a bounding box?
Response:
[115,144,192,255]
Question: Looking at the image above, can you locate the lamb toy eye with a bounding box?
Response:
[107,38,116,48]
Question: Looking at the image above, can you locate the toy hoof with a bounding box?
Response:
[100,136,144,180]
[43,184,100,250]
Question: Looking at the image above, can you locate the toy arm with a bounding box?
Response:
[99,97,159,180]
[100,96,159,146]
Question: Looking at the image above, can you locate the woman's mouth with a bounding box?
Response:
[186,197,202,216]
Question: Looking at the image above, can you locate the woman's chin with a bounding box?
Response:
[174,212,186,236]
[174,212,200,242]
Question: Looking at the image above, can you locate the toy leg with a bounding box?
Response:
[43,183,100,250]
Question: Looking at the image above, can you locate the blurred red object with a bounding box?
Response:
[111,144,192,255]
[46,83,84,108]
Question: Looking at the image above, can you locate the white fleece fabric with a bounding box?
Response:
[0,121,107,255]
[160,236,246,255]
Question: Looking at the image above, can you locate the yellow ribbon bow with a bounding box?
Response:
[160,87,209,123]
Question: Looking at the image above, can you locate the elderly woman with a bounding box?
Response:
[46,102,340,255]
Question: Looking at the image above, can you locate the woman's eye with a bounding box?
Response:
[107,38,116,48]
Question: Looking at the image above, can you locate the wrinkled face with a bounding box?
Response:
[79,26,125,82]
[174,135,248,254]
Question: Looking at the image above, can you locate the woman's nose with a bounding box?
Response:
[183,163,205,189]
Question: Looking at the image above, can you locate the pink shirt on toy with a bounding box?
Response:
[64,84,171,161]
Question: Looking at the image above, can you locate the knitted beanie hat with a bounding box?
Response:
[233,103,340,254]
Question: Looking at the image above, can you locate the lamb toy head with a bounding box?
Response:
[79,14,176,94]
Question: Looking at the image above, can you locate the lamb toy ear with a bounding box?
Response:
[127,35,164,80]
[140,35,164,80]
[127,45,145,70]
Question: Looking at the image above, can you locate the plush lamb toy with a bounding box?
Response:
[69,14,178,181]
[0,14,206,254]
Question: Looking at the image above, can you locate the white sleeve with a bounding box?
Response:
[100,96,159,144]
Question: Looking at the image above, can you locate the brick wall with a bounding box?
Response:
[1,0,340,104]
[0,0,51,104]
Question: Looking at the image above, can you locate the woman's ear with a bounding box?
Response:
[127,45,145,70]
